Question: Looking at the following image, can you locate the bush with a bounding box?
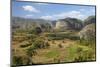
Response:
[26,46,37,57]
[79,38,96,47]
[77,47,82,53]
[20,43,31,48]
[32,39,50,49]
[12,55,32,66]
[12,56,23,66]
[52,40,55,44]
[45,42,50,48]
[29,27,42,35]
[26,34,37,40]
[62,40,65,43]
[58,44,63,48]
[33,40,45,49]
[74,49,95,62]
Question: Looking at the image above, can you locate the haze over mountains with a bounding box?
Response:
[12,15,95,32]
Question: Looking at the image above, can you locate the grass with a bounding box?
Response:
[66,42,95,62]
[12,30,96,64]
[45,32,79,40]
[45,49,60,58]
[66,44,78,61]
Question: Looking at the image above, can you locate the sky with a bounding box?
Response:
[12,1,95,20]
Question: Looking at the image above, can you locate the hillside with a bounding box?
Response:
[84,16,96,26]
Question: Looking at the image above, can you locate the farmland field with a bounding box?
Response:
[12,30,96,65]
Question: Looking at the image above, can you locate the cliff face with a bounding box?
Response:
[12,16,96,34]
[79,16,96,41]
[79,23,95,41]
[55,20,68,30]
[55,18,83,31]
[84,16,96,26]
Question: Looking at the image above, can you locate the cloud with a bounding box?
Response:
[40,10,85,20]
[25,14,33,17]
[21,14,34,18]
[66,11,85,19]
[22,5,40,13]
[40,16,53,20]
[55,11,85,20]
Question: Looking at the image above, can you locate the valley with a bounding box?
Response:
[12,16,96,66]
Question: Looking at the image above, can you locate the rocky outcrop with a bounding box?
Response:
[79,23,95,41]
[84,16,96,26]
[55,18,83,31]
[55,20,68,30]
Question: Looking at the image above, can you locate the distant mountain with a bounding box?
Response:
[12,16,96,33]
[78,15,96,41]
[79,23,95,41]
[84,16,96,26]
[12,17,53,32]
[55,18,83,31]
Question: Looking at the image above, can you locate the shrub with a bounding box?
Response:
[58,44,63,48]
[33,40,44,49]
[74,49,95,62]
[12,56,23,66]
[52,40,55,44]
[62,40,65,43]
[29,27,42,35]
[79,38,96,47]
[26,46,37,57]
[12,55,33,66]
[20,43,31,48]
[77,47,82,53]
[45,42,50,48]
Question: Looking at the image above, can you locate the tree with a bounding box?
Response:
[34,27,42,35]
[33,39,44,49]
[29,27,42,35]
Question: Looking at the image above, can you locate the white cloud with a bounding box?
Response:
[56,11,85,20]
[21,14,33,18]
[25,14,33,17]
[22,5,40,13]
[40,16,53,20]
[40,10,85,20]
[66,11,85,19]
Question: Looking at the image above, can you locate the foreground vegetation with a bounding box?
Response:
[12,16,96,66]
